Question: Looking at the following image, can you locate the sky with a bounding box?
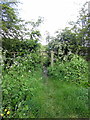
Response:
[18,0,88,45]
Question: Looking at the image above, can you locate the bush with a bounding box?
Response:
[48,54,89,86]
[1,55,43,118]
[3,51,41,72]
[2,69,44,118]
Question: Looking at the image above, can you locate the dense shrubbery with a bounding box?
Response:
[3,39,41,70]
[11,52,40,71]
[48,54,89,87]
[2,56,44,118]
[2,64,89,118]
[2,71,43,118]
[1,52,89,118]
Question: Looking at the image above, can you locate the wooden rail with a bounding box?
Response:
[3,50,55,67]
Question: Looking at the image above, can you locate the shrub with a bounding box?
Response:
[2,55,43,118]
[2,68,44,118]
[48,54,89,86]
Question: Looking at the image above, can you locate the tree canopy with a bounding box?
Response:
[1,1,43,69]
[46,2,90,61]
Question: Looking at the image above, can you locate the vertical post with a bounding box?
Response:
[51,51,54,67]
[14,52,15,58]
[41,51,43,66]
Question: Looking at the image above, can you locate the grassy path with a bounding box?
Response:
[40,66,56,117]
[41,76,57,117]
[3,66,89,118]
[40,66,89,118]
[41,67,67,118]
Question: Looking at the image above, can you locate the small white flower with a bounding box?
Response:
[10,66,13,68]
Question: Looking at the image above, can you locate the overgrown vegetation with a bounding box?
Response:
[48,54,89,86]
[0,0,90,118]
[1,55,89,118]
[2,68,43,118]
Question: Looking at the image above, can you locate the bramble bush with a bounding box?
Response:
[48,54,89,87]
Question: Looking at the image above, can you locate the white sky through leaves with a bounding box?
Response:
[19,0,88,44]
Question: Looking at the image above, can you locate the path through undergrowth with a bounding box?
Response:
[41,66,57,117]
[2,65,89,118]
[40,66,89,118]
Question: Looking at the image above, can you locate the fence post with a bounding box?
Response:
[40,51,43,66]
[51,51,54,67]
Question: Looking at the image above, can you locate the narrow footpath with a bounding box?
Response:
[41,66,58,118]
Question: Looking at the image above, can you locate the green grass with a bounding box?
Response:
[2,66,89,118]
[41,77,89,118]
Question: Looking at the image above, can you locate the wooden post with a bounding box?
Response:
[40,51,43,66]
[51,51,54,67]
[14,52,15,58]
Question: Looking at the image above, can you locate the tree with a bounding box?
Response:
[1,1,43,69]
[68,2,90,57]
[47,2,90,62]
[0,1,23,39]
[47,27,78,62]
[1,1,43,53]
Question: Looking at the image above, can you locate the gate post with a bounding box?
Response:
[41,51,43,66]
[51,51,54,67]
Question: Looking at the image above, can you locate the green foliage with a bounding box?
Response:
[47,2,90,60]
[46,27,80,63]
[48,54,89,86]
[68,2,90,57]
[4,49,41,70]
[40,45,49,66]
[2,55,43,118]
[3,38,41,70]
[1,56,89,118]
[0,1,22,39]
[1,1,43,66]
[1,1,90,118]
[2,71,43,118]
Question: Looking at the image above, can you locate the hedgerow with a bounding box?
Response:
[48,54,89,87]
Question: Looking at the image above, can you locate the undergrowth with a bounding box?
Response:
[1,55,90,118]
[48,55,89,87]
